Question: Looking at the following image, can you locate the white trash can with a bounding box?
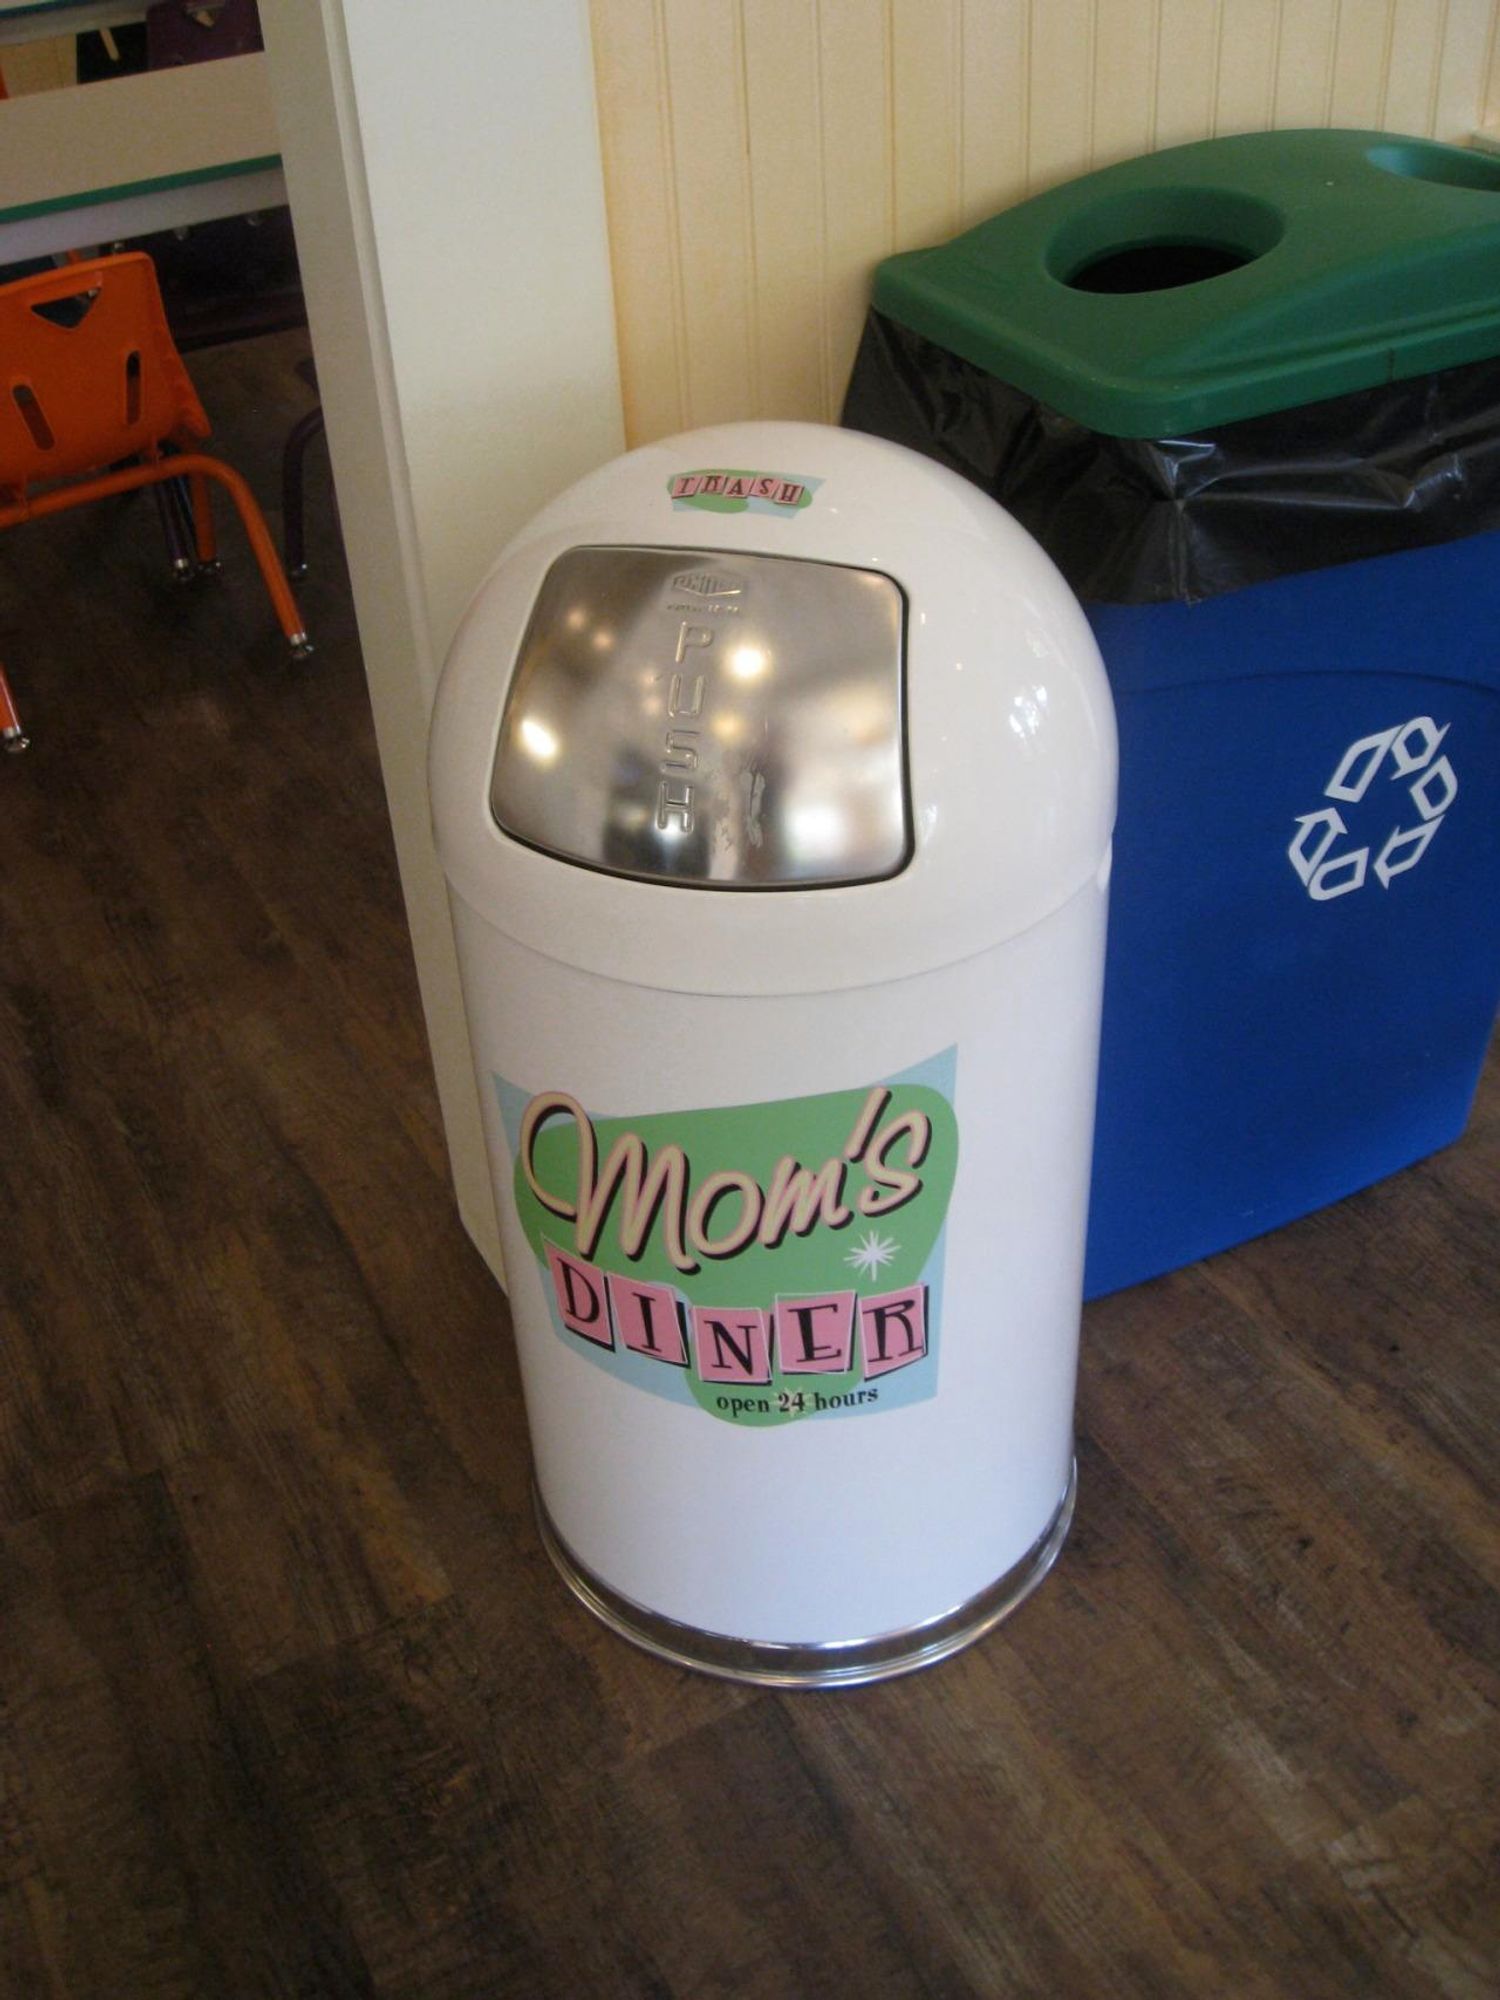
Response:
[429,420,1116,1685]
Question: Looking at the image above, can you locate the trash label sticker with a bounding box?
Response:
[1288,715,1458,902]
[495,1052,957,1426]
[667,468,821,517]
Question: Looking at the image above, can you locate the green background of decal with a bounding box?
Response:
[513,1081,957,1427]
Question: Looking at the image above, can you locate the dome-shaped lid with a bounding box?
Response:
[431,421,1115,997]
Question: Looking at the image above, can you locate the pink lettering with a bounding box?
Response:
[607,1273,689,1366]
[859,1285,928,1378]
[545,1243,613,1347]
[690,1306,772,1385]
[775,1291,856,1374]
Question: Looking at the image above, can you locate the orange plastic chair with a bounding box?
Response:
[0,251,310,752]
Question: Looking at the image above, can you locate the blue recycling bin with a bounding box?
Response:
[1085,538,1500,1294]
[844,129,1500,1294]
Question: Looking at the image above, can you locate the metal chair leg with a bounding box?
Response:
[0,454,311,663]
[188,471,219,570]
[0,661,30,753]
[150,473,197,581]
[281,404,324,579]
[158,445,216,578]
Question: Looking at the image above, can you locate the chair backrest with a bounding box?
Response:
[147,0,264,68]
[0,253,209,494]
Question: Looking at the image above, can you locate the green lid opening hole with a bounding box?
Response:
[1366,140,1500,192]
[1065,241,1252,293]
[1048,188,1284,296]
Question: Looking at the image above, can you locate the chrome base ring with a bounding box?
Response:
[534,1460,1076,1690]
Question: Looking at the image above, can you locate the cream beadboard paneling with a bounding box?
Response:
[1272,0,1339,126]
[1214,0,1279,136]
[591,0,1500,441]
[744,0,828,416]
[1028,0,1096,192]
[1090,0,1157,170]
[590,0,690,442]
[1151,0,1219,147]
[1328,0,1394,125]
[820,0,895,411]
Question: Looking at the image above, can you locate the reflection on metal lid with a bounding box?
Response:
[489,546,909,889]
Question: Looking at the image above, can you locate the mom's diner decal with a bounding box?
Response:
[499,1058,959,1428]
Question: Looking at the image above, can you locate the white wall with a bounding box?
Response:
[259,0,624,1278]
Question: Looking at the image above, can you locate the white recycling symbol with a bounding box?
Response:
[1288,716,1457,902]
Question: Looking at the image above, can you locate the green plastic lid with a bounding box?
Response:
[871,129,1500,437]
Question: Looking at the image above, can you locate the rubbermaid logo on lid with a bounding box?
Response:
[667,469,822,518]
[671,569,744,599]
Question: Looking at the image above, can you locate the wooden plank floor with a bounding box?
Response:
[1,333,1497,2000]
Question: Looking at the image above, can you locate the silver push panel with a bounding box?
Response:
[489,546,908,889]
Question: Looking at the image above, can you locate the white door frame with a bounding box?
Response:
[258,0,625,1277]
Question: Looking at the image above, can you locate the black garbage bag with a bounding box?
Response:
[842,309,1500,605]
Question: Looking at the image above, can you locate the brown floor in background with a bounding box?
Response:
[1,333,1497,2000]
